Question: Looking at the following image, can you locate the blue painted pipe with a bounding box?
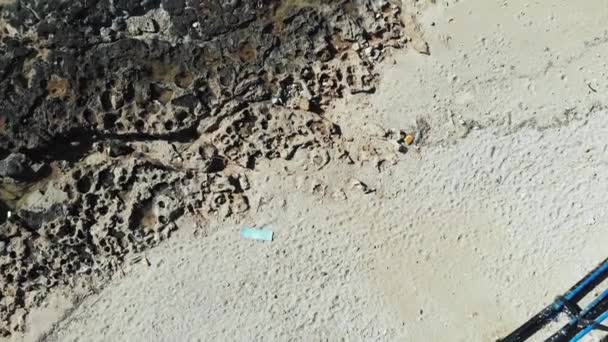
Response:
[501,258,608,342]
[569,310,608,342]
[563,287,608,328]
[545,265,608,341]
[562,260,608,303]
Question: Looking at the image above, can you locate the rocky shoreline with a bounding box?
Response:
[0,0,407,335]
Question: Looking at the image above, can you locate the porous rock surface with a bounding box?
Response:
[0,0,406,335]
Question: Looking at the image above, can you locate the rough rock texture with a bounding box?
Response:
[0,0,406,334]
[0,0,404,154]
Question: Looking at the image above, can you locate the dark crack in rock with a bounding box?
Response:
[0,0,407,334]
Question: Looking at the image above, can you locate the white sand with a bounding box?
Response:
[13,0,608,341]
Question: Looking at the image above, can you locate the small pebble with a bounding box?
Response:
[404,135,414,145]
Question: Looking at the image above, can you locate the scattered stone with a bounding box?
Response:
[127,16,158,35]
[311,179,328,196]
[298,98,312,111]
[0,153,28,179]
[364,46,380,59]
[310,150,330,170]
[107,140,134,157]
[404,135,415,145]
[351,179,376,194]
[0,153,46,181]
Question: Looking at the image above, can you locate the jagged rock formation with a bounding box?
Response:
[0,0,406,335]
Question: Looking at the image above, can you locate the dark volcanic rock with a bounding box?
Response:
[0,0,407,334]
[0,153,47,181]
[106,140,134,157]
[0,153,29,179]
[0,0,404,154]
[0,200,8,224]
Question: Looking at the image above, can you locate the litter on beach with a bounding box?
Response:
[240,227,274,242]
